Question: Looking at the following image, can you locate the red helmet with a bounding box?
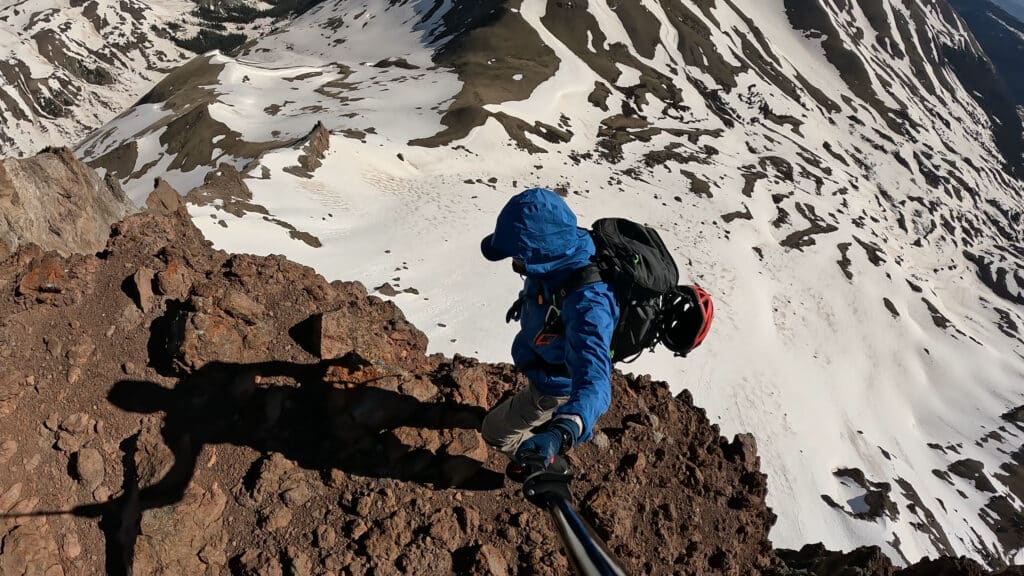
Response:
[661,284,714,356]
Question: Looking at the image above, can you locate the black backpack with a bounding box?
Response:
[557,218,693,362]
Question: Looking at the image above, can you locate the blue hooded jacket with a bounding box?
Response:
[481,188,619,441]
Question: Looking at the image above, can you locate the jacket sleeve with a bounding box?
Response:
[554,283,618,441]
[510,278,537,369]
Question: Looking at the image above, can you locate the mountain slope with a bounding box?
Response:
[991,0,1024,22]
[0,0,327,158]
[68,0,1024,568]
[949,0,1024,108]
[0,204,1015,575]
[0,0,195,157]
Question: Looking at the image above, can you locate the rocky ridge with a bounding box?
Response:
[0,185,1019,574]
[0,206,778,575]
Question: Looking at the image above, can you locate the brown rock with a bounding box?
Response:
[449,361,491,407]
[67,337,96,366]
[134,420,174,487]
[728,433,760,469]
[400,376,438,402]
[134,482,228,575]
[73,448,104,491]
[348,518,368,541]
[23,454,40,473]
[172,309,246,371]
[441,429,488,485]
[15,253,66,300]
[0,483,22,514]
[250,453,303,505]
[44,337,62,357]
[364,525,404,565]
[0,375,23,418]
[260,504,292,531]
[282,121,331,179]
[185,163,259,219]
[59,413,95,435]
[55,431,80,453]
[396,540,454,574]
[93,486,111,502]
[0,522,64,576]
[166,284,279,371]
[317,304,428,367]
[62,532,81,560]
[280,478,312,508]
[145,179,184,214]
[427,508,459,548]
[471,544,510,576]
[314,524,336,549]
[233,548,282,576]
[284,546,313,576]
[155,258,192,299]
[130,267,156,312]
[319,309,359,360]
[0,440,17,464]
[115,305,144,335]
[219,288,265,325]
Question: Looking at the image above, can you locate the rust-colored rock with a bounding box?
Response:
[155,257,193,300]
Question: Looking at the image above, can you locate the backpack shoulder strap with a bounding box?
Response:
[555,263,603,302]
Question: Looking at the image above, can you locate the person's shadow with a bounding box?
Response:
[57,351,500,575]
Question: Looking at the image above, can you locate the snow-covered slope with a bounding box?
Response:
[0,0,313,157]
[73,0,1024,568]
[0,0,194,156]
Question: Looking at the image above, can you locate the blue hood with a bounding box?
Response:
[481,188,595,277]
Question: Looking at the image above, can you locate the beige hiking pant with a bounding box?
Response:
[480,383,570,457]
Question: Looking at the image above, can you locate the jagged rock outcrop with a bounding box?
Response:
[283,122,332,178]
[0,147,135,256]
[144,178,185,215]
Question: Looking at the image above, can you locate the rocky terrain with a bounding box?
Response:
[0,170,1019,575]
[0,203,778,575]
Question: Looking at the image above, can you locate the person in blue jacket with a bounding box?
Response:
[479,188,619,470]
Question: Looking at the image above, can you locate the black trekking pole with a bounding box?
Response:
[519,456,629,576]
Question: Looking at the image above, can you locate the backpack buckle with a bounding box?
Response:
[534,305,563,346]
